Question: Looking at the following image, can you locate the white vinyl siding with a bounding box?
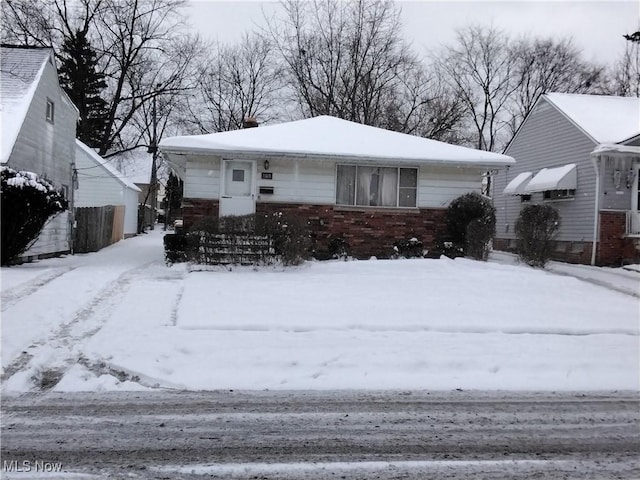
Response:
[10,59,77,257]
[418,166,483,208]
[184,156,221,199]
[256,159,335,204]
[183,156,484,208]
[74,143,140,236]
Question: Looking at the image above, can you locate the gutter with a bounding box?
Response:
[159,147,515,170]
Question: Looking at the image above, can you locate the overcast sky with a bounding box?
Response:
[187,0,639,65]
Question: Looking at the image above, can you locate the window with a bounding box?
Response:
[520,194,531,203]
[543,189,575,201]
[336,165,418,208]
[232,169,245,182]
[46,99,55,123]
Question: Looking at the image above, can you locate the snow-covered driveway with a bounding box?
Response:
[1,230,638,393]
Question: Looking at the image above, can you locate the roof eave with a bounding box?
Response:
[159,146,514,169]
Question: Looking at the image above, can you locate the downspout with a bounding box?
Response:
[590,154,601,266]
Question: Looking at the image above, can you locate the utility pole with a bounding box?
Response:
[148,87,159,231]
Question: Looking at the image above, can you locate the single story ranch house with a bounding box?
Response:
[159,116,514,257]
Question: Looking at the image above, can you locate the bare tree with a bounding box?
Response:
[508,36,607,135]
[437,25,518,153]
[610,32,640,97]
[264,0,463,137]
[178,33,283,134]
[2,0,202,157]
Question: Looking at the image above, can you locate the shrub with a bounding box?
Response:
[1,167,68,265]
[392,237,425,259]
[176,213,312,266]
[445,192,496,260]
[327,236,351,260]
[256,212,312,266]
[163,233,188,264]
[515,204,560,267]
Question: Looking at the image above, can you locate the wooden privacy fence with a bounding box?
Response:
[74,205,125,253]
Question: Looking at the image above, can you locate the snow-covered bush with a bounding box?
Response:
[256,212,311,266]
[1,166,68,265]
[176,213,312,266]
[515,204,560,267]
[444,192,496,260]
[392,237,425,259]
[327,236,351,260]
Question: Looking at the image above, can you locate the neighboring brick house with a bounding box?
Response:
[493,93,640,266]
[0,45,79,260]
[159,116,514,258]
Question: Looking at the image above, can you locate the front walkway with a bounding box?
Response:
[489,251,640,298]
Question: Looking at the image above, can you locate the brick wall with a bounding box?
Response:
[257,203,447,258]
[598,211,638,266]
[182,198,219,228]
[180,198,447,258]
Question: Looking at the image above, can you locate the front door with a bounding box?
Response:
[220,160,256,217]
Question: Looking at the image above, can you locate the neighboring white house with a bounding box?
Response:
[111,149,168,229]
[160,116,514,258]
[493,93,640,266]
[0,45,79,260]
[75,140,141,238]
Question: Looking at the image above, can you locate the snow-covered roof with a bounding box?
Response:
[160,116,514,167]
[0,46,53,164]
[75,140,141,192]
[592,143,640,156]
[545,93,640,144]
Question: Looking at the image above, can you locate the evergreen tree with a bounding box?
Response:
[164,172,183,226]
[58,29,108,148]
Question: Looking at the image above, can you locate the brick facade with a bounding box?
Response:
[182,198,447,258]
[182,198,219,228]
[598,211,638,266]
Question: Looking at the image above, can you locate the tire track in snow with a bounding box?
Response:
[1,261,165,391]
[1,266,77,312]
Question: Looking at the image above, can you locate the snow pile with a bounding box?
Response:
[2,232,638,393]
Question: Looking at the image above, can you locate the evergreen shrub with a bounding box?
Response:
[1,167,68,265]
[515,204,560,267]
[444,192,496,260]
[392,237,425,258]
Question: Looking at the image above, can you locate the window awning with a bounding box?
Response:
[524,164,577,193]
[503,172,533,195]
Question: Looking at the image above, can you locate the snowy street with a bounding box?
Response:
[2,390,639,480]
[1,229,639,393]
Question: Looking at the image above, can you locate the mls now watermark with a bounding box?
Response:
[3,460,63,473]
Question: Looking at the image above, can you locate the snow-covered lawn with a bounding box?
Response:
[1,230,638,393]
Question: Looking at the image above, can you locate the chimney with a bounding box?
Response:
[243,116,259,128]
